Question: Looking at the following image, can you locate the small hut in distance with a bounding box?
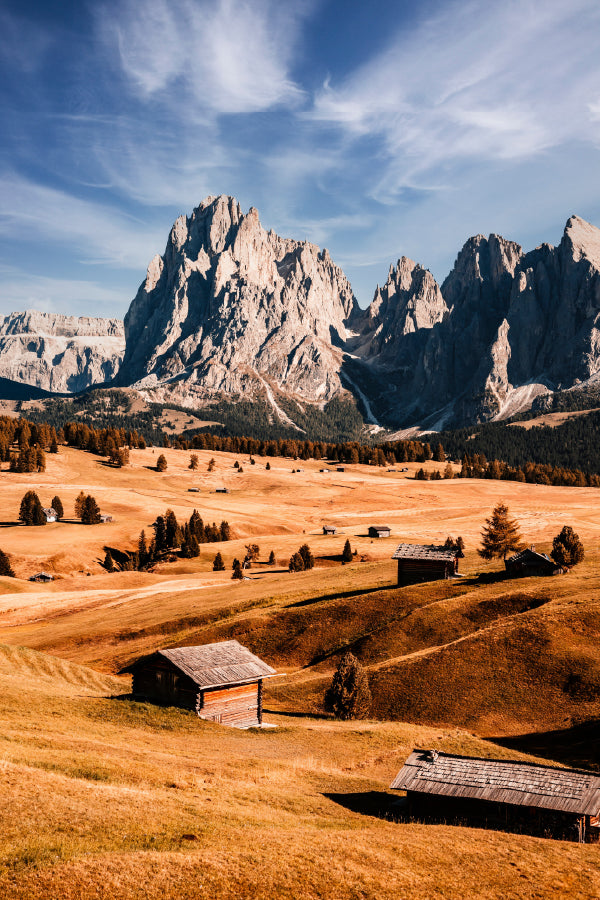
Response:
[369,525,391,538]
[129,640,276,728]
[323,525,337,535]
[505,547,562,577]
[392,543,460,585]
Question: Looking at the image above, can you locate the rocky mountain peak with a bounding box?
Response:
[118,196,359,406]
[561,215,600,267]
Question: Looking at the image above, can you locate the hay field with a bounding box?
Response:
[0,644,597,900]
[1,445,599,897]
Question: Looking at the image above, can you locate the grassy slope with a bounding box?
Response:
[1,447,600,896]
[0,645,597,900]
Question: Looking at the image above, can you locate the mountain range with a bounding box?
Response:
[4,197,600,432]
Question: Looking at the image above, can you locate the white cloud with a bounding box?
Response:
[99,0,309,115]
[310,0,600,199]
[0,174,166,269]
[0,266,129,318]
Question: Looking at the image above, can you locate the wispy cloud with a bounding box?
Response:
[0,265,129,318]
[0,174,166,269]
[310,0,600,199]
[98,0,309,115]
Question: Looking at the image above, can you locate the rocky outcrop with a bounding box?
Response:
[117,195,359,405]
[0,310,124,394]
[361,215,600,426]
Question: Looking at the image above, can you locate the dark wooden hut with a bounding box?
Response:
[392,543,460,585]
[129,640,276,728]
[391,749,600,843]
[368,525,391,538]
[505,547,562,577]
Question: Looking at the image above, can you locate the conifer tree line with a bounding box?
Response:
[105,509,232,571]
[4,408,600,487]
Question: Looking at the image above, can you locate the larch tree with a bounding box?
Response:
[324,651,372,720]
[51,496,64,520]
[0,549,15,577]
[478,503,523,559]
[551,526,585,568]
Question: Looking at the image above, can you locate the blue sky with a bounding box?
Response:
[1,0,600,318]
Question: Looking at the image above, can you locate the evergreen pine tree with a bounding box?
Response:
[324,651,371,720]
[268,550,275,565]
[104,549,115,572]
[51,496,64,520]
[342,539,353,562]
[74,491,87,518]
[551,526,584,568]
[156,453,168,472]
[0,549,15,577]
[232,558,243,579]
[478,503,523,559]
[213,552,225,571]
[138,530,148,568]
[298,543,314,570]
[19,491,46,526]
[81,495,101,525]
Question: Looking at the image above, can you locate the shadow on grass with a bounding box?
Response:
[324,791,402,821]
[286,583,397,610]
[487,719,600,773]
[263,707,331,720]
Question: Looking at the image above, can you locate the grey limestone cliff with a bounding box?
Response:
[0,310,124,394]
[117,195,359,408]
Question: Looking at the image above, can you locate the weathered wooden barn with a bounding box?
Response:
[369,525,391,538]
[390,749,600,843]
[42,507,57,523]
[129,640,276,728]
[392,544,460,585]
[505,547,562,577]
[323,525,337,535]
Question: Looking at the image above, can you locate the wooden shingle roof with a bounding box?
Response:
[390,749,600,816]
[159,640,276,689]
[506,548,554,565]
[392,544,459,562]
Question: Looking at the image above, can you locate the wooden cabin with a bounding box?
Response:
[42,507,57,523]
[392,543,460,585]
[100,514,113,523]
[29,571,54,582]
[215,487,229,494]
[391,749,600,843]
[323,525,337,535]
[129,640,276,728]
[505,547,562,577]
[369,525,391,538]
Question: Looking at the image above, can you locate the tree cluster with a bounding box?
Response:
[289,544,315,572]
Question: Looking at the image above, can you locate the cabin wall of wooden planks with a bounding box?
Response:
[397,559,456,585]
[132,657,199,710]
[198,681,261,728]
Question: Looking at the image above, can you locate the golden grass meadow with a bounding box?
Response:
[0,445,598,898]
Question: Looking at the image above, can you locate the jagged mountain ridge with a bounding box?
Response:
[0,310,124,394]
[3,199,600,432]
[116,196,358,413]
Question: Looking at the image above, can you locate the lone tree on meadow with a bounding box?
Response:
[213,552,225,571]
[551,526,585,568]
[268,550,275,565]
[189,454,199,470]
[81,495,101,525]
[324,651,371,720]
[19,491,46,526]
[478,502,522,560]
[156,454,168,472]
[0,549,15,577]
[342,539,353,563]
[232,558,243,580]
